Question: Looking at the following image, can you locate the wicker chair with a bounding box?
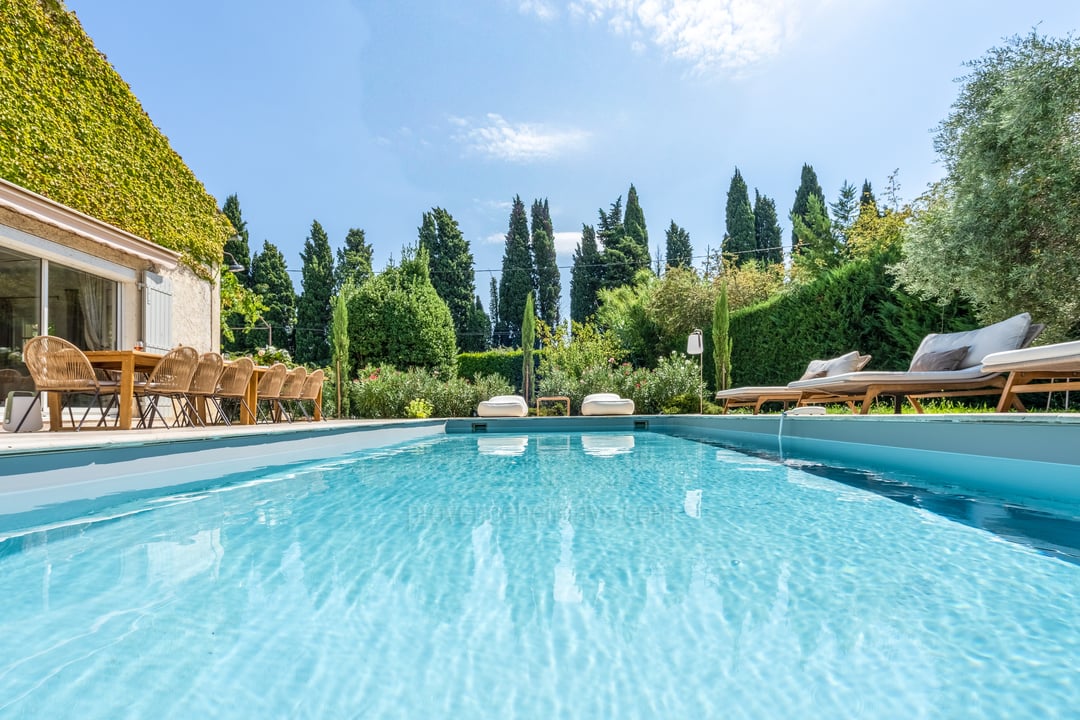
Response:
[181,352,224,427]
[19,335,120,431]
[135,346,199,428]
[255,362,288,423]
[275,366,307,422]
[296,369,325,421]
[210,356,255,425]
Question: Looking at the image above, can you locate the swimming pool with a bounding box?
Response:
[1,430,1078,718]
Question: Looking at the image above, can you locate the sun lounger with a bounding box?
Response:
[580,393,635,416]
[476,394,529,418]
[981,339,1080,412]
[790,313,1039,414]
[714,351,871,414]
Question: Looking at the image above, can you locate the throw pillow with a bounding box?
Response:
[909,345,971,372]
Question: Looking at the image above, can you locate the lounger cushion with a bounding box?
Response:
[912,312,1031,370]
[981,339,1080,371]
[909,345,970,372]
[789,365,996,391]
[476,395,528,418]
[581,394,635,416]
[799,351,866,380]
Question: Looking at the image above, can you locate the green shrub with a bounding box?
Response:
[346,365,513,418]
[536,351,702,414]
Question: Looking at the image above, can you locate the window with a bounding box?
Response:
[48,262,117,351]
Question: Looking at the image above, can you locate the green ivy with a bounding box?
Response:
[0,0,232,274]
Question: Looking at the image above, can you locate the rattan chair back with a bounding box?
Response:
[256,363,287,400]
[278,367,307,400]
[143,346,199,393]
[22,335,99,391]
[217,357,255,398]
[299,369,324,401]
[189,353,224,396]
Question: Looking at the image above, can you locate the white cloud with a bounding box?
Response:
[568,0,803,74]
[553,231,581,256]
[453,113,590,162]
[519,0,558,20]
[483,232,507,245]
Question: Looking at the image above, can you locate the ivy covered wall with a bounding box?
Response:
[0,0,231,272]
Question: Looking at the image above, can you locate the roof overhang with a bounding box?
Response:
[0,177,181,271]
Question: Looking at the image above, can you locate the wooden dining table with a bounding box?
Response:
[80,349,164,430]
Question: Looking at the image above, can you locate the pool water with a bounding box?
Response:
[1,432,1078,718]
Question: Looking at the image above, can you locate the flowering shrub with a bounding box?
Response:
[346,365,513,418]
[404,398,434,419]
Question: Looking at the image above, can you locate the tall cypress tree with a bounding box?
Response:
[570,224,603,323]
[598,193,650,289]
[496,196,533,347]
[488,276,500,347]
[250,240,296,352]
[830,180,858,247]
[419,207,475,351]
[221,194,253,288]
[335,227,373,291]
[790,163,826,252]
[753,190,783,264]
[530,199,560,329]
[858,179,879,220]
[665,220,693,269]
[623,184,649,260]
[295,220,335,364]
[723,168,755,263]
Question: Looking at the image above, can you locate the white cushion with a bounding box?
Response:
[789,366,996,390]
[477,395,528,418]
[912,313,1031,370]
[581,396,635,416]
[981,339,1080,371]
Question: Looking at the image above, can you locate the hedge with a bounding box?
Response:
[729,251,977,387]
[457,349,523,390]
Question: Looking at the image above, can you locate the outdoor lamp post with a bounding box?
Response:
[687,328,703,414]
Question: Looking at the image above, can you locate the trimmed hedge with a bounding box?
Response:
[0,0,231,272]
[458,349,523,389]
[730,251,977,386]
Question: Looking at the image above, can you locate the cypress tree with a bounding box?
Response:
[497,196,534,347]
[295,220,335,365]
[250,240,296,352]
[462,296,491,352]
[712,282,732,391]
[598,194,650,289]
[489,276,500,347]
[570,224,603,323]
[335,228,373,291]
[419,207,475,351]
[665,220,693,269]
[830,180,858,247]
[790,163,826,252]
[724,168,756,263]
[221,194,253,288]
[753,191,783,264]
[624,184,649,261]
[521,293,535,401]
[530,199,561,329]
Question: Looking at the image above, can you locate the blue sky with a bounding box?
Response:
[68,0,1080,317]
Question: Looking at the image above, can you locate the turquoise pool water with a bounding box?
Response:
[1,431,1078,718]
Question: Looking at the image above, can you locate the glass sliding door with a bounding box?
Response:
[0,246,39,397]
[47,262,117,351]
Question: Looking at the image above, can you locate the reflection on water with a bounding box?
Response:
[581,434,635,457]
[477,435,528,456]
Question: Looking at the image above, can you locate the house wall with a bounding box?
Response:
[0,203,214,352]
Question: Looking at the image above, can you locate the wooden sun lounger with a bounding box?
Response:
[981,340,1080,412]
